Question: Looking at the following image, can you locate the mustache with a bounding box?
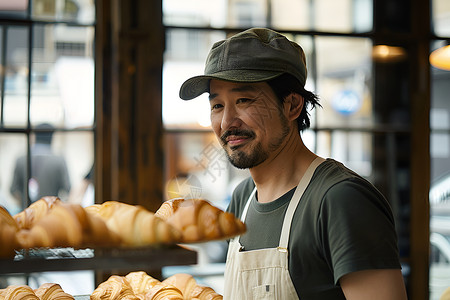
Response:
[220,129,255,144]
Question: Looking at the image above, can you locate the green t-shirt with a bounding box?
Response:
[227,159,401,299]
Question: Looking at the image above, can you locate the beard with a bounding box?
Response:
[220,115,290,169]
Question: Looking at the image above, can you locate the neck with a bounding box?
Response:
[249,132,318,203]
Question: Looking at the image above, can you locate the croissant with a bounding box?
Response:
[189,285,223,300]
[16,202,121,249]
[13,197,61,229]
[0,285,39,300]
[144,283,183,300]
[0,206,21,258]
[90,275,139,300]
[80,207,122,248]
[154,198,186,220]
[162,273,223,300]
[85,201,181,246]
[164,199,246,243]
[125,271,160,295]
[161,273,197,298]
[34,283,74,300]
[16,203,84,249]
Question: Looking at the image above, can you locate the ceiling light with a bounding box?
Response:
[430,44,450,71]
[372,45,407,63]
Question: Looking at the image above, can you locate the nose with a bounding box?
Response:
[221,105,242,131]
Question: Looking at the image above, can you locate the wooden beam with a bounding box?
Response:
[95,0,164,212]
[409,0,431,299]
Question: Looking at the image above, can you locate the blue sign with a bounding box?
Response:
[331,89,362,115]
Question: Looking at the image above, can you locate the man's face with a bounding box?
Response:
[209,79,291,169]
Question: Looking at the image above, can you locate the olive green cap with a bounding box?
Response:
[179,28,307,100]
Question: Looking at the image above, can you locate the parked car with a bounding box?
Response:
[429,207,450,300]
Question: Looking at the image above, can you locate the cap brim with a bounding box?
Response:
[179,69,284,100]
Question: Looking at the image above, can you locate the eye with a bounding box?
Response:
[237,98,254,104]
[211,103,223,111]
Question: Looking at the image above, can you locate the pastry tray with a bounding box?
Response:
[0,245,197,275]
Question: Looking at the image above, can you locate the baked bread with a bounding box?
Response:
[161,273,197,298]
[154,198,185,220]
[17,202,120,249]
[162,273,223,300]
[144,283,183,300]
[85,201,182,246]
[90,275,139,300]
[14,197,61,229]
[125,271,160,295]
[16,203,84,249]
[0,285,39,300]
[0,206,20,258]
[161,199,246,243]
[189,285,223,300]
[93,272,223,300]
[34,283,74,300]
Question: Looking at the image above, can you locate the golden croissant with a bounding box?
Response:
[158,199,246,243]
[162,273,223,300]
[144,283,183,300]
[85,201,181,246]
[13,197,61,230]
[34,283,74,300]
[0,285,39,300]
[90,275,139,300]
[0,206,20,258]
[16,203,84,249]
[161,273,197,298]
[125,271,160,295]
[17,202,120,249]
[154,198,185,220]
[93,271,223,300]
[189,285,223,300]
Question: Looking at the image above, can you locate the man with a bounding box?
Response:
[10,123,71,204]
[179,28,407,299]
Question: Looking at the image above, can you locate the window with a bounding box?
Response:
[0,0,96,295]
[0,2,95,217]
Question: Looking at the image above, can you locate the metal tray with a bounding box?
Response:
[0,245,197,275]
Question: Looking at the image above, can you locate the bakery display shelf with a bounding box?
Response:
[0,245,197,275]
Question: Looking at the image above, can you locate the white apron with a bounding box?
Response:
[224,157,325,300]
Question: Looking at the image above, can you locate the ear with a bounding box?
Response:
[284,93,304,121]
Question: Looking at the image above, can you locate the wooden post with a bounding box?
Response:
[409,0,431,299]
[95,0,164,212]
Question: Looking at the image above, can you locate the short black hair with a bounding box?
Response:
[267,73,321,131]
[35,123,55,144]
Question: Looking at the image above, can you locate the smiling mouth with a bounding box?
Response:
[226,136,251,148]
[221,129,255,149]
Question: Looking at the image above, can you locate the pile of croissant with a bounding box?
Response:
[91,271,222,300]
[0,283,73,300]
[0,196,245,258]
[0,272,222,300]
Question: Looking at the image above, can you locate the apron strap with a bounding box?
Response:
[241,187,257,223]
[231,187,256,243]
[278,157,325,249]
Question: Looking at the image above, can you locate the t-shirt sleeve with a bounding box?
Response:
[318,179,401,284]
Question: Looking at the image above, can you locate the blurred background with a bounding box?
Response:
[0,0,449,299]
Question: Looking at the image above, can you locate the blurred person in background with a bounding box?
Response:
[179,28,407,300]
[10,123,71,204]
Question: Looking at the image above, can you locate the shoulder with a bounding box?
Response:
[313,159,385,202]
[306,159,394,223]
[313,162,396,242]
